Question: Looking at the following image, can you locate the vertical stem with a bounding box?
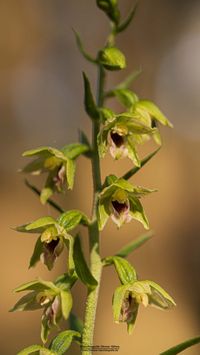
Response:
[81,65,105,355]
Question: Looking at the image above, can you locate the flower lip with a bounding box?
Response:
[120,293,137,322]
[45,239,59,253]
[112,200,129,215]
[110,131,125,147]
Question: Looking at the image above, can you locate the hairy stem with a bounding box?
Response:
[81,65,105,355]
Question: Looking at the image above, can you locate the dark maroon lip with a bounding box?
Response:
[110,131,125,147]
[44,239,59,253]
[112,200,129,214]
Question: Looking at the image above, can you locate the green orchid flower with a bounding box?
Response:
[21,143,89,204]
[113,279,176,334]
[10,276,74,343]
[16,210,89,270]
[98,112,156,166]
[97,175,155,230]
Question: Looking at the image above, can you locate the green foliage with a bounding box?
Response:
[160,336,200,355]
[13,1,180,354]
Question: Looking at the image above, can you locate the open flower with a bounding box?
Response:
[10,277,73,343]
[21,143,89,204]
[98,112,156,166]
[16,210,89,270]
[97,175,155,230]
[113,279,176,334]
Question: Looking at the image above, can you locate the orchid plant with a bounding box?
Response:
[11,1,200,355]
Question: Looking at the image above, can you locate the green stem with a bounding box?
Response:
[81,65,105,355]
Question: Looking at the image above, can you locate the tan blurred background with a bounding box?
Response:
[1,0,200,354]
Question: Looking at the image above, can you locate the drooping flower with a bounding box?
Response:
[10,276,73,343]
[16,210,89,270]
[98,112,156,166]
[97,175,155,230]
[113,279,176,334]
[21,143,89,204]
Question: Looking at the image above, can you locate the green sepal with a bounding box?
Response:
[73,235,98,288]
[55,273,77,291]
[69,313,83,333]
[135,100,173,128]
[29,236,43,268]
[104,256,137,284]
[57,210,89,231]
[66,159,75,190]
[10,292,41,312]
[115,231,153,258]
[98,47,126,71]
[60,290,73,320]
[49,330,81,354]
[61,143,89,160]
[129,196,149,230]
[73,29,96,63]
[97,197,110,231]
[96,0,120,25]
[160,336,200,355]
[111,89,139,109]
[17,345,51,355]
[14,279,58,293]
[83,72,99,120]
[98,107,115,123]
[147,280,176,309]
[23,146,67,161]
[112,284,129,323]
[117,2,138,33]
[15,217,56,234]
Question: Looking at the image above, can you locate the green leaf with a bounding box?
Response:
[116,231,153,257]
[17,345,45,355]
[78,130,92,158]
[73,235,98,288]
[98,47,126,71]
[116,68,142,90]
[122,147,161,180]
[58,210,88,231]
[83,72,99,120]
[160,336,200,355]
[14,279,58,293]
[69,313,83,333]
[117,2,138,33]
[60,291,73,320]
[50,330,81,354]
[96,0,120,25]
[147,281,176,309]
[25,180,64,213]
[105,256,137,284]
[73,29,96,63]
[29,236,43,268]
[66,159,75,190]
[135,100,173,127]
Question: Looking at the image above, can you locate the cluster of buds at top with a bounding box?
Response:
[21,143,89,204]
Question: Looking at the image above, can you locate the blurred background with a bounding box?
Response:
[1,0,200,354]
